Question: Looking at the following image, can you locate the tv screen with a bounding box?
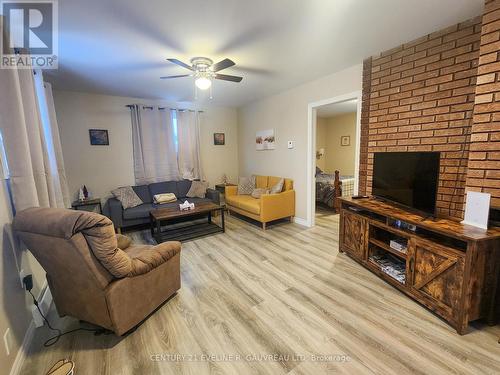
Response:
[372,152,440,215]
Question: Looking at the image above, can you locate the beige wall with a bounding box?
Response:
[53,91,239,202]
[315,117,327,171]
[0,178,45,375]
[237,64,362,221]
[320,112,357,175]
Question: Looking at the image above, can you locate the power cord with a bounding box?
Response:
[24,275,109,347]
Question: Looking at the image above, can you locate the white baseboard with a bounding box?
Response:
[293,217,310,227]
[9,320,35,375]
[10,282,52,375]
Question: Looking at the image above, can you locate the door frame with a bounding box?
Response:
[306,91,362,227]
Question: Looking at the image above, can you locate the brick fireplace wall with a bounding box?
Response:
[466,0,500,208]
[360,2,500,219]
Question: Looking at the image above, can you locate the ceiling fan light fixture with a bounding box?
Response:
[195,76,212,90]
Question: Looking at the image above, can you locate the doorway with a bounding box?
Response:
[306,91,361,227]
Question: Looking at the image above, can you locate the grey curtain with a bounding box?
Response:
[0,67,69,211]
[176,110,203,180]
[130,105,179,184]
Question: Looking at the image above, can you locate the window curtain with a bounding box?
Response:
[0,67,70,211]
[176,110,203,180]
[130,105,179,184]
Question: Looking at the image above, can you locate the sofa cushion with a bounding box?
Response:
[123,203,154,220]
[176,180,192,198]
[149,181,178,197]
[132,185,152,203]
[226,195,260,214]
[251,188,269,198]
[255,175,269,189]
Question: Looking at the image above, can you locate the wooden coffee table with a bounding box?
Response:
[150,201,225,243]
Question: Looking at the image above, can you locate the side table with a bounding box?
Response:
[215,183,237,210]
[71,198,102,214]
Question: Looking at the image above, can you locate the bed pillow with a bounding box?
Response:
[111,186,143,209]
[237,176,255,195]
[186,180,208,198]
[269,178,284,194]
[251,188,269,199]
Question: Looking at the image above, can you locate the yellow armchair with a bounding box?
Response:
[225,176,295,230]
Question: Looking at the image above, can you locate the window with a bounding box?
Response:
[0,129,10,179]
[172,110,179,153]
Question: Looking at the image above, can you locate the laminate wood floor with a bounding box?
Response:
[21,210,500,374]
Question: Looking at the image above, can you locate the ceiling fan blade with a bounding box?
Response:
[160,74,192,79]
[215,73,243,82]
[167,58,194,71]
[212,58,235,72]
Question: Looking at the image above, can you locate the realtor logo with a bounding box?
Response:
[1,0,58,69]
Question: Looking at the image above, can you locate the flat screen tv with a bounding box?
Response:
[372,152,440,215]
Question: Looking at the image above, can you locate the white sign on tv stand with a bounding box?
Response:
[461,191,491,230]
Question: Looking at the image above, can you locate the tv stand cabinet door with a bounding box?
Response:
[408,238,465,328]
[340,210,367,260]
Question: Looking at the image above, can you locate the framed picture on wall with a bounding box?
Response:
[214,133,225,145]
[89,129,109,146]
[341,135,350,146]
[256,129,276,150]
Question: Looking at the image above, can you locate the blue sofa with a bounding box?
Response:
[106,180,220,231]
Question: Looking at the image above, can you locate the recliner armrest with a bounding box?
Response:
[206,188,221,205]
[128,241,181,276]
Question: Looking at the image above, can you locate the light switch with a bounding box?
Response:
[287,141,294,149]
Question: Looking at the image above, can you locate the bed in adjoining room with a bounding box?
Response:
[315,167,354,212]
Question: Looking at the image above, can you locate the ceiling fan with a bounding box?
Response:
[160,57,243,90]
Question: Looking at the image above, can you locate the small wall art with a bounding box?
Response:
[214,133,225,145]
[89,129,109,146]
[256,129,275,150]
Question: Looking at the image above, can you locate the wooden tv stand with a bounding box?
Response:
[339,197,500,334]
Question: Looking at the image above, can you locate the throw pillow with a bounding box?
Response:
[186,180,208,198]
[111,186,143,209]
[237,175,255,195]
[270,178,284,194]
[251,188,269,199]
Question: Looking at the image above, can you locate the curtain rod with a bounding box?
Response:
[125,104,204,113]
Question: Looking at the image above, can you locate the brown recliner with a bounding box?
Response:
[12,207,181,335]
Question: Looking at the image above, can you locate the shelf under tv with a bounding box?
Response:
[339,196,500,335]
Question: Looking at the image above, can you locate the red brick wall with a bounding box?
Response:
[359,58,372,196]
[466,0,500,208]
[361,17,482,219]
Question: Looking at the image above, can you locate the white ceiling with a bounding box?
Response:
[45,0,483,107]
[317,99,358,118]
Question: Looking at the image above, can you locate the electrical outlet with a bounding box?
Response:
[3,328,11,356]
